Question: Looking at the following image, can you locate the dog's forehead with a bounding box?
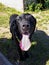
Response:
[20,14,31,19]
[17,16,29,23]
[17,14,32,20]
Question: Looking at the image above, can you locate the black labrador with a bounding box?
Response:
[9,13,36,61]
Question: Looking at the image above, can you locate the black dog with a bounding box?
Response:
[9,13,36,61]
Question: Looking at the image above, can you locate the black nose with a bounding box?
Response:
[23,24,30,29]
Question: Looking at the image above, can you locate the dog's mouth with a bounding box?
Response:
[19,34,31,51]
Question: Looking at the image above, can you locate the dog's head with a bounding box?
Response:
[10,13,36,51]
[16,13,36,34]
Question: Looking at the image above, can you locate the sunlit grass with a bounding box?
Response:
[0,3,21,27]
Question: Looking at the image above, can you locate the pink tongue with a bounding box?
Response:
[19,34,31,51]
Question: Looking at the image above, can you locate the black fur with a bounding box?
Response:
[9,13,36,61]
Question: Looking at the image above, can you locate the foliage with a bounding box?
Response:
[35,3,42,12]
[25,0,49,11]
[28,2,36,11]
[37,0,49,9]
[44,0,49,9]
[26,2,42,12]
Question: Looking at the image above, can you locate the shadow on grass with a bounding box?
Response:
[0,30,49,65]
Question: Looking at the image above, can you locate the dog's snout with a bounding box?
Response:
[22,24,30,34]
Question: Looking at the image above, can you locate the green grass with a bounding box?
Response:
[0,3,21,27]
[0,3,49,65]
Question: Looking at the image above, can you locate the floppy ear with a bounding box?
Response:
[10,14,22,40]
[10,14,18,33]
[30,15,36,33]
[29,15,36,41]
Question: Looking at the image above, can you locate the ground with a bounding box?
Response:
[0,3,49,65]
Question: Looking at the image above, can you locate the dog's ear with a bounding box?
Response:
[30,15,36,33]
[10,14,22,40]
[29,14,36,41]
[10,14,18,33]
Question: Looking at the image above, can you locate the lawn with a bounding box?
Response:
[0,3,49,65]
